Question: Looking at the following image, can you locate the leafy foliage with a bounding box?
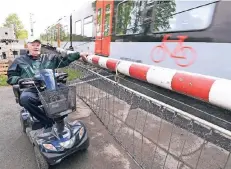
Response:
[17,29,28,39]
[2,13,28,39]
[116,0,176,35]
[62,68,81,81]
[0,75,8,86]
[40,24,69,42]
[153,0,176,32]
[116,0,133,35]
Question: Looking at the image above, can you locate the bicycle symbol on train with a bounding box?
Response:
[150,34,197,67]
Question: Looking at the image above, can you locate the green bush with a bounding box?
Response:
[0,75,8,86]
[62,68,82,81]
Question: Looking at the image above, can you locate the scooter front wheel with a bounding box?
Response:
[34,146,49,169]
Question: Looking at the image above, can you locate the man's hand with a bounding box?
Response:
[56,47,88,60]
[56,47,66,54]
[79,52,88,61]
[80,52,88,57]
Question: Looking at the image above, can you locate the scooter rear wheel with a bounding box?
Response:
[34,146,49,169]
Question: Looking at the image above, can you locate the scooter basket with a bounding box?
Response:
[38,86,76,117]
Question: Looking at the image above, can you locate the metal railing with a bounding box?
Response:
[66,61,231,169]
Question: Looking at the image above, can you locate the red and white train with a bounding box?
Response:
[53,0,231,111]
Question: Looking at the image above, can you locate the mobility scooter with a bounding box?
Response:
[12,69,89,169]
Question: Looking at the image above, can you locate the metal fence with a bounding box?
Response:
[67,61,231,169]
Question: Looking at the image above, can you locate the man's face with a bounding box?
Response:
[27,41,41,57]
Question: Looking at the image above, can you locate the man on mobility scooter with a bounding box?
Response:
[6,37,89,169]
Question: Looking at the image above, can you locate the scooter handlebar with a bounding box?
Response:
[21,81,35,85]
[18,78,37,88]
[18,78,33,83]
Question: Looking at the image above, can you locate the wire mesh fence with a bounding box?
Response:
[67,62,231,169]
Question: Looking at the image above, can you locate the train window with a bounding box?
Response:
[97,8,102,36]
[84,16,93,24]
[104,4,111,36]
[147,0,155,4]
[83,16,93,37]
[168,0,218,13]
[116,0,145,35]
[152,1,217,33]
[75,20,82,35]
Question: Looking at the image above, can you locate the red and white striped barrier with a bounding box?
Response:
[82,55,231,111]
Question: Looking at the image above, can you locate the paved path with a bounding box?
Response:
[0,86,140,169]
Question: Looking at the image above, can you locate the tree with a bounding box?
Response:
[3,13,28,39]
[116,0,133,35]
[115,0,176,35]
[40,23,69,43]
[153,0,176,32]
[17,29,28,39]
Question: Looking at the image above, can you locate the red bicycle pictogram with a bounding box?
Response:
[150,34,197,67]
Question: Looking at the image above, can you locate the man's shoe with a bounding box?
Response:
[36,124,53,138]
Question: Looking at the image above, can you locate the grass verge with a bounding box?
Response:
[62,68,82,81]
[0,75,8,86]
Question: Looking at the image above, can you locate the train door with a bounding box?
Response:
[95,0,114,56]
[95,1,103,55]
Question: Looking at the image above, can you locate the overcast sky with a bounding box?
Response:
[0,0,90,38]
